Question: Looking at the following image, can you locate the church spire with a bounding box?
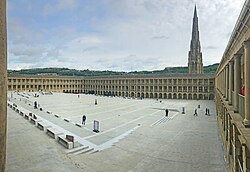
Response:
[188,5,203,74]
[194,4,197,18]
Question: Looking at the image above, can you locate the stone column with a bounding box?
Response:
[233,124,242,171]
[218,73,221,93]
[221,72,223,94]
[224,69,226,97]
[222,71,224,95]
[243,40,250,127]
[234,54,241,112]
[225,65,229,100]
[243,145,250,172]
[0,0,7,171]
[229,61,234,105]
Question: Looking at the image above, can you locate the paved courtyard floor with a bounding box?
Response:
[6,92,228,172]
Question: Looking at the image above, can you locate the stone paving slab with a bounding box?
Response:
[6,109,81,172]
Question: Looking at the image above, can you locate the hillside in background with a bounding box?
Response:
[8,63,219,77]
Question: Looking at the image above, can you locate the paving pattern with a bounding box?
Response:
[6,92,228,172]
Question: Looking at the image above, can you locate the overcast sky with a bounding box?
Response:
[7,0,245,71]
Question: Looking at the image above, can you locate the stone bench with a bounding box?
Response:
[23,112,33,119]
[16,108,20,113]
[75,123,83,127]
[58,135,76,149]
[63,118,71,122]
[54,114,60,118]
[37,121,52,131]
[24,113,30,120]
[46,128,63,139]
[30,114,41,125]
[19,108,30,116]
[20,111,25,116]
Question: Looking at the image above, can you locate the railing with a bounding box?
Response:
[239,94,245,119]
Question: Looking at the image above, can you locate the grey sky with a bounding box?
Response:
[7,0,245,71]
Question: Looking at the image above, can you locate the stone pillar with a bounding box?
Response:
[218,73,221,93]
[233,124,242,171]
[224,112,228,140]
[219,73,221,94]
[234,54,241,112]
[0,0,7,171]
[224,69,226,97]
[225,65,229,100]
[221,72,223,94]
[229,61,234,105]
[228,118,233,155]
[243,145,250,172]
[243,40,250,127]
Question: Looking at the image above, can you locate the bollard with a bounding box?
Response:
[182,107,185,114]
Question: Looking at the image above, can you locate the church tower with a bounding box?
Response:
[188,5,203,74]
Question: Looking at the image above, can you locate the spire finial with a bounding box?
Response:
[194,5,197,17]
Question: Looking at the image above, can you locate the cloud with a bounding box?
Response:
[9,47,46,63]
[203,45,218,50]
[8,18,42,45]
[82,47,98,54]
[151,35,169,40]
[45,48,61,58]
[93,54,166,72]
[7,0,246,70]
[43,0,77,16]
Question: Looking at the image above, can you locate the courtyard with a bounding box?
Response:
[6,92,227,172]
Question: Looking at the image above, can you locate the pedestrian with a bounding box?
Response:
[82,115,86,125]
[207,109,210,116]
[165,109,169,117]
[205,108,207,115]
[194,109,198,116]
[241,85,245,96]
[34,101,37,109]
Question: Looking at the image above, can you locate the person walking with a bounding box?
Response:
[207,109,210,116]
[165,109,169,117]
[34,101,37,109]
[194,109,198,116]
[82,115,86,125]
[241,85,245,96]
[205,108,207,115]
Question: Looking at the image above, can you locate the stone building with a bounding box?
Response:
[215,0,250,171]
[6,73,215,100]
[7,75,83,93]
[188,5,203,74]
[83,74,214,100]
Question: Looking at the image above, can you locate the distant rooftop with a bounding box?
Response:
[82,73,215,79]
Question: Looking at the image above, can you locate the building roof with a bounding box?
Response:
[83,73,215,79]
